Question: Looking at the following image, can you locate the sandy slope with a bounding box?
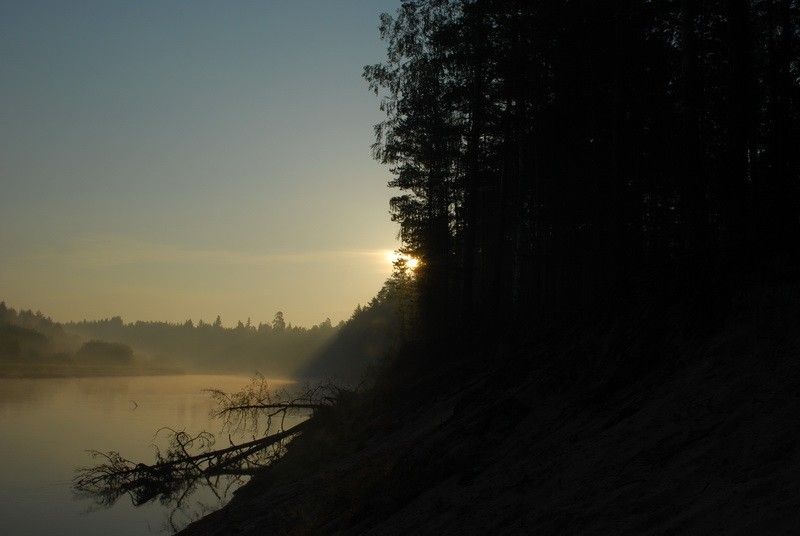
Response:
[181,292,800,535]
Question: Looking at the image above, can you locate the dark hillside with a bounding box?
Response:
[181,281,800,535]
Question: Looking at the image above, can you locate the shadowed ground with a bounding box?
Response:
[180,285,800,535]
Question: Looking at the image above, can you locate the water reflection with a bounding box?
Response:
[73,378,322,533]
[0,375,279,535]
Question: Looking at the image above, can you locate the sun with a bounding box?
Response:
[384,250,420,270]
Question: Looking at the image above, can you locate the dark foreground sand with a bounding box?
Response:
[182,292,800,535]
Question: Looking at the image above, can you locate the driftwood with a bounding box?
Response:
[73,377,340,530]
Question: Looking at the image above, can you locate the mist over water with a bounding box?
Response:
[0,375,278,535]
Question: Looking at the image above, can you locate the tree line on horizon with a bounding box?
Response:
[0,287,409,379]
[64,311,340,375]
[366,0,800,339]
[0,300,342,376]
[0,301,139,374]
[68,280,413,379]
[0,301,81,358]
[68,310,335,338]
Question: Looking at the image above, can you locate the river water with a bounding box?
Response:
[0,375,280,535]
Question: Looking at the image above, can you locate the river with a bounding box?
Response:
[0,374,282,535]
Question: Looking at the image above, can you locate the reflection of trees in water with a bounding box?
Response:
[74,377,339,533]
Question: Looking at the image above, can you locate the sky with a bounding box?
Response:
[0,0,401,327]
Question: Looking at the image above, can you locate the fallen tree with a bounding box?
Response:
[73,377,341,530]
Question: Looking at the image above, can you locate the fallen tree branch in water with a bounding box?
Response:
[73,378,340,514]
[206,380,339,436]
[74,419,312,506]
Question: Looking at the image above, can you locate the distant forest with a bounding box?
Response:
[65,312,339,376]
[0,301,134,377]
[0,301,80,357]
[1,275,407,379]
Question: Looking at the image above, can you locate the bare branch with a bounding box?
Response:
[73,377,340,517]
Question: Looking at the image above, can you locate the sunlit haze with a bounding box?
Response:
[385,250,420,271]
[0,0,400,326]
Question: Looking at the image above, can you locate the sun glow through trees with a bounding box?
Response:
[384,250,420,271]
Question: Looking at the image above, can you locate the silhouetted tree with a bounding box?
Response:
[272,311,286,332]
[368,0,800,345]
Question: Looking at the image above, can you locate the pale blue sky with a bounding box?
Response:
[0,0,400,326]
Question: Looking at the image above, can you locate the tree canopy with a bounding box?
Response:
[366,0,800,339]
